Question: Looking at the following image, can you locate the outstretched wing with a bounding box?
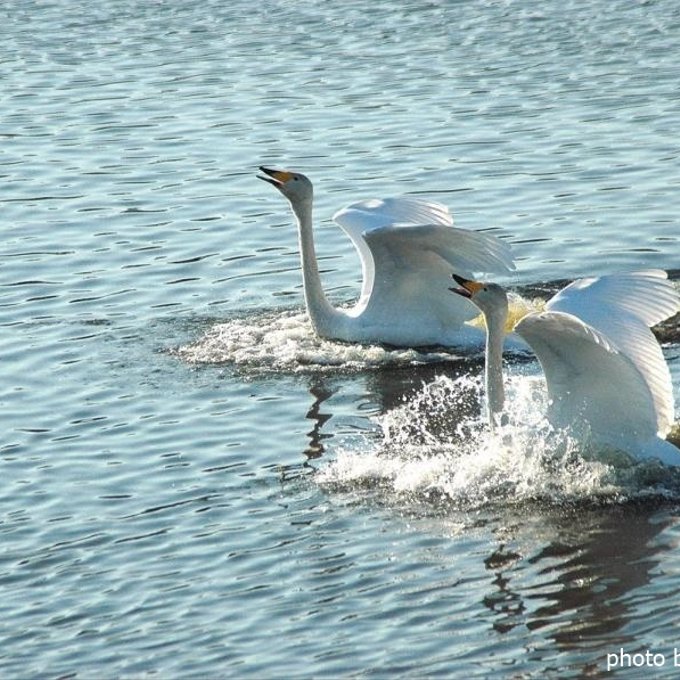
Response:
[333,196,455,232]
[515,311,661,443]
[333,197,456,306]
[545,270,679,435]
[547,269,679,328]
[333,197,515,315]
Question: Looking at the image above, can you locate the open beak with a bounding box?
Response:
[257,166,293,188]
[449,273,484,299]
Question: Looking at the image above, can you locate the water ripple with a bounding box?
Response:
[3,0,680,677]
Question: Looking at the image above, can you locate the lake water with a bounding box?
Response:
[2,0,680,677]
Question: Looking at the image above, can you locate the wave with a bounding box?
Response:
[316,374,680,508]
[173,308,465,373]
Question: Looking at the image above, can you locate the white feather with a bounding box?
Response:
[546,270,679,436]
[334,197,515,315]
[547,269,679,329]
[516,311,660,442]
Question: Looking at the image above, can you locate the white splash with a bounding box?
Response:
[317,373,677,507]
[174,308,462,372]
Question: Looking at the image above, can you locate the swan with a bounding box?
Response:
[450,270,680,465]
[258,166,516,348]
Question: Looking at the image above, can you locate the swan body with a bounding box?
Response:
[258,167,515,348]
[452,270,680,466]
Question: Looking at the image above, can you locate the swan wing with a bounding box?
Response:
[546,270,679,435]
[345,223,514,332]
[333,197,514,306]
[332,197,457,305]
[364,223,515,277]
[515,310,661,445]
[333,196,455,232]
[547,269,679,328]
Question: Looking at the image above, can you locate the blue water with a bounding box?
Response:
[2,0,680,677]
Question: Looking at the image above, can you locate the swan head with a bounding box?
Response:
[258,166,313,205]
[450,274,509,324]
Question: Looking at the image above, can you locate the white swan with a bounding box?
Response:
[258,167,515,348]
[451,270,680,465]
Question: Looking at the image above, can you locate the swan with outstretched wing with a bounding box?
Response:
[451,270,680,465]
[258,167,515,348]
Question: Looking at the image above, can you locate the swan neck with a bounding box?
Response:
[484,309,507,429]
[291,198,341,336]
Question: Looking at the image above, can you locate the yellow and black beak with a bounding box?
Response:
[257,166,294,188]
[450,273,484,299]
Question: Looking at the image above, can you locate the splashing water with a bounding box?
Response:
[173,308,465,373]
[317,374,680,508]
[171,292,546,373]
[172,285,679,375]
[172,295,680,505]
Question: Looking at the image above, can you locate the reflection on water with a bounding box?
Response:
[472,503,680,674]
[300,413,680,675]
[303,380,336,459]
[289,354,680,674]
[525,506,668,647]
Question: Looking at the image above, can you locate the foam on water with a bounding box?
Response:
[174,308,463,372]
[317,374,680,508]
[173,275,680,374]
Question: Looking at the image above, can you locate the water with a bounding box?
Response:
[2,0,680,677]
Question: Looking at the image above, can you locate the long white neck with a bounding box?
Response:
[290,198,343,338]
[483,307,507,429]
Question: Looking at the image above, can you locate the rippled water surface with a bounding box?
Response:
[2,0,680,677]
